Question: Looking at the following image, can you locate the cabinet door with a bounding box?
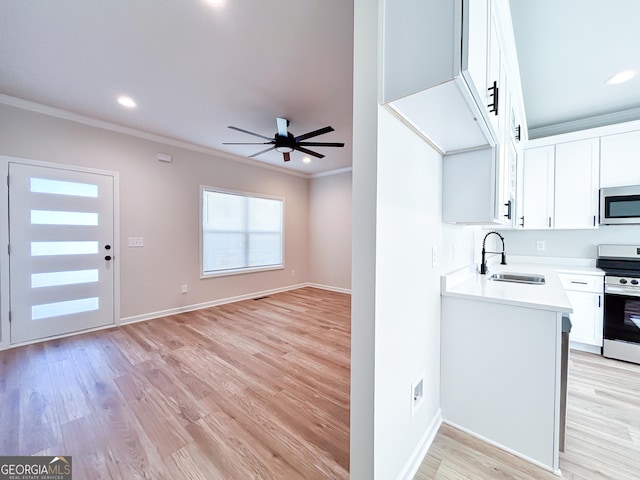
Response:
[554,138,599,229]
[485,14,502,138]
[600,130,640,187]
[566,290,603,347]
[522,146,554,229]
[462,0,489,99]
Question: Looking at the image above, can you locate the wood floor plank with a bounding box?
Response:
[415,350,640,479]
[0,287,350,479]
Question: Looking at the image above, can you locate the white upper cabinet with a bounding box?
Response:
[382,0,526,153]
[554,139,599,229]
[521,146,554,229]
[600,130,640,187]
[520,139,599,230]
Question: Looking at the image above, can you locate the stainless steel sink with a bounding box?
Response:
[488,272,546,285]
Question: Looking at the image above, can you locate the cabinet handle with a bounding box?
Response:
[570,281,588,285]
[548,217,552,228]
[488,81,499,115]
[593,215,596,227]
[519,216,525,228]
[515,125,521,142]
[598,295,601,308]
[504,200,512,220]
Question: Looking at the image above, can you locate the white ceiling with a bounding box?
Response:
[0,0,354,175]
[510,0,640,138]
[3,1,638,172]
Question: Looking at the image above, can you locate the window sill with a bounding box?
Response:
[200,265,284,279]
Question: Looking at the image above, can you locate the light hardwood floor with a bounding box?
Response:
[415,349,640,479]
[4,288,640,479]
[0,287,350,479]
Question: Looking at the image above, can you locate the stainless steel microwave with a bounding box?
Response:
[601,185,640,225]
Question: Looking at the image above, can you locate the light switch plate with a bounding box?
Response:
[128,236,144,247]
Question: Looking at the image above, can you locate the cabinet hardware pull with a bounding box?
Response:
[504,200,512,220]
[519,216,525,228]
[515,125,521,142]
[570,281,588,285]
[593,215,596,227]
[548,217,552,228]
[487,81,499,115]
[598,295,601,308]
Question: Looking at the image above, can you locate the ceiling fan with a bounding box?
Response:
[223,117,344,162]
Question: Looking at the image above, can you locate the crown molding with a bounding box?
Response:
[310,166,353,179]
[0,94,316,179]
[529,107,640,140]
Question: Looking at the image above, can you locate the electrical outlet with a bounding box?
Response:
[181,284,188,294]
[536,240,546,252]
[128,236,144,247]
[411,374,425,416]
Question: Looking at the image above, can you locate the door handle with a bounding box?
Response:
[504,200,512,220]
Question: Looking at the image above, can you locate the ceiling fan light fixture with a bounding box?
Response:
[275,146,294,153]
[303,157,311,164]
[606,69,637,85]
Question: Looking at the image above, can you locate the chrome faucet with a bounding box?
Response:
[481,231,507,274]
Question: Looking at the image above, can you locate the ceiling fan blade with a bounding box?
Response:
[295,126,334,142]
[298,142,345,147]
[228,126,273,141]
[283,152,291,162]
[249,146,276,158]
[294,146,324,158]
[222,142,272,145]
[276,117,289,137]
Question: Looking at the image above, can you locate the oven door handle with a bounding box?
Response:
[605,286,640,297]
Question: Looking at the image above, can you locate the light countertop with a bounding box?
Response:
[441,263,579,313]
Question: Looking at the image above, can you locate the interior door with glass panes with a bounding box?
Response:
[8,162,115,344]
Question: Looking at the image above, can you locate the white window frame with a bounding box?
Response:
[200,186,285,278]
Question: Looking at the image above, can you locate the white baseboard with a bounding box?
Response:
[396,409,442,480]
[120,283,309,325]
[442,420,560,476]
[306,282,352,294]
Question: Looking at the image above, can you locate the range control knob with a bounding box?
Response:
[620,278,628,284]
[632,279,639,286]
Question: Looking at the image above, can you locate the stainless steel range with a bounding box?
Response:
[597,244,640,364]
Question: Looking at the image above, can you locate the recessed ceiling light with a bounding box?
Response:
[303,157,311,164]
[117,96,137,108]
[606,69,637,85]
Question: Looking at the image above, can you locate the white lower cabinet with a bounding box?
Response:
[558,272,604,351]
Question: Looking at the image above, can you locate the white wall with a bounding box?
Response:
[498,226,640,260]
[374,107,444,479]
[0,103,310,323]
[309,171,352,291]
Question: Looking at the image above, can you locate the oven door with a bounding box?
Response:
[604,287,640,343]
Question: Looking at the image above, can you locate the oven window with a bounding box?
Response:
[606,195,640,218]
[605,294,640,343]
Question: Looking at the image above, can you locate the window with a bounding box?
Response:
[201,188,284,276]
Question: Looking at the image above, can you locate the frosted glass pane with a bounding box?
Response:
[248,233,282,266]
[31,177,98,197]
[32,297,99,320]
[203,233,245,272]
[31,210,98,226]
[248,197,283,231]
[204,191,244,230]
[31,269,99,288]
[31,241,99,256]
